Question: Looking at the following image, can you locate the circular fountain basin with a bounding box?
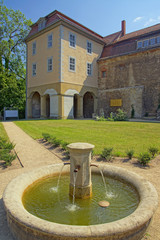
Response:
[3,164,158,240]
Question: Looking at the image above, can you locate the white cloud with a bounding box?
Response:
[144,18,157,27]
[133,17,143,23]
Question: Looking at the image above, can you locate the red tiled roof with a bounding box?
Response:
[116,23,160,43]
[103,31,122,45]
[26,10,104,42]
[100,23,160,59]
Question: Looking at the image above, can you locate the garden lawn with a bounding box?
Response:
[15,120,160,157]
[0,122,9,140]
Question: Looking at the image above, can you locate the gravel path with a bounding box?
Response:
[0,122,61,240]
[0,121,160,240]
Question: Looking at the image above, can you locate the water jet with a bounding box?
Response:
[3,142,158,240]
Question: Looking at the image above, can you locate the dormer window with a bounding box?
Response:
[137,41,143,49]
[150,38,156,45]
[143,39,149,47]
[38,18,46,31]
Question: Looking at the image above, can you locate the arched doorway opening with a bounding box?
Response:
[74,94,78,118]
[83,92,94,118]
[32,92,41,118]
[46,94,50,118]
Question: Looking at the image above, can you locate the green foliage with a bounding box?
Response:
[138,152,151,166]
[114,109,128,121]
[101,147,113,161]
[148,146,159,158]
[0,136,16,166]
[95,115,107,121]
[107,112,115,121]
[0,2,32,118]
[42,133,51,141]
[61,141,69,150]
[126,149,134,159]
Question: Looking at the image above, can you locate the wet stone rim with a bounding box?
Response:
[3,164,158,240]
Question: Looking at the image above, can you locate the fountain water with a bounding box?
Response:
[3,142,158,240]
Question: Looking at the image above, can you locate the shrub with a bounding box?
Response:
[114,109,128,121]
[148,146,159,158]
[101,147,113,161]
[52,138,62,147]
[0,137,16,166]
[61,141,69,150]
[95,116,107,121]
[138,152,151,166]
[42,133,51,141]
[126,149,134,159]
[107,112,115,121]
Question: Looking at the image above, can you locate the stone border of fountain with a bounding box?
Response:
[3,163,158,240]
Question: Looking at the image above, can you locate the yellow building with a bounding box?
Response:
[25,10,104,119]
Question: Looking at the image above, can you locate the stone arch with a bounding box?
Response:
[32,92,41,118]
[83,92,94,118]
[43,89,57,96]
[64,89,80,118]
[42,89,58,118]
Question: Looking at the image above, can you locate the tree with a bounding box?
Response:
[0,1,32,118]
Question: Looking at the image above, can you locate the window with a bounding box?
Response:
[102,71,106,78]
[143,39,149,47]
[69,57,76,72]
[87,41,92,54]
[69,33,76,48]
[137,41,143,49]
[87,63,92,76]
[157,36,160,44]
[150,38,156,45]
[47,57,53,72]
[32,63,36,76]
[38,20,46,31]
[32,42,36,55]
[48,34,53,48]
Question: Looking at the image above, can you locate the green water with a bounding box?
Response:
[22,174,139,225]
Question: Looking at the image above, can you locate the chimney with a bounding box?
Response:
[121,20,126,36]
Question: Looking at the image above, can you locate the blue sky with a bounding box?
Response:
[4,0,160,36]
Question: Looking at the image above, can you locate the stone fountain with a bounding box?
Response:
[3,142,158,240]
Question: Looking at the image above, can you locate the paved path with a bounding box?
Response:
[0,122,61,240]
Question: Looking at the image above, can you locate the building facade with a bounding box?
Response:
[25,11,160,119]
[25,11,104,119]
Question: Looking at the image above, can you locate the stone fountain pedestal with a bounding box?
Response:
[67,142,94,199]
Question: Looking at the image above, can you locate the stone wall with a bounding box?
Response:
[98,48,160,118]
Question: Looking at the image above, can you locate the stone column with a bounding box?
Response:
[27,98,32,118]
[40,95,46,118]
[50,94,59,118]
[77,96,83,118]
[67,142,95,199]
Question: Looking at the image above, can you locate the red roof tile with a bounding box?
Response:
[26,10,104,42]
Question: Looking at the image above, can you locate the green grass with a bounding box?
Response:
[15,120,160,157]
[0,122,9,140]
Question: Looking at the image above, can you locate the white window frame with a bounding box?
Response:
[87,62,92,76]
[69,33,76,48]
[48,33,53,48]
[32,63,37,76]
[38,20,46,31]
[87,40,92,54]
[137,41,143,49]
[157,36,160,44]
[32,41,36,55]
[143,39,149,48]
[150,38,156,46]
[47,57,53,72]
[69,57,76,72]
